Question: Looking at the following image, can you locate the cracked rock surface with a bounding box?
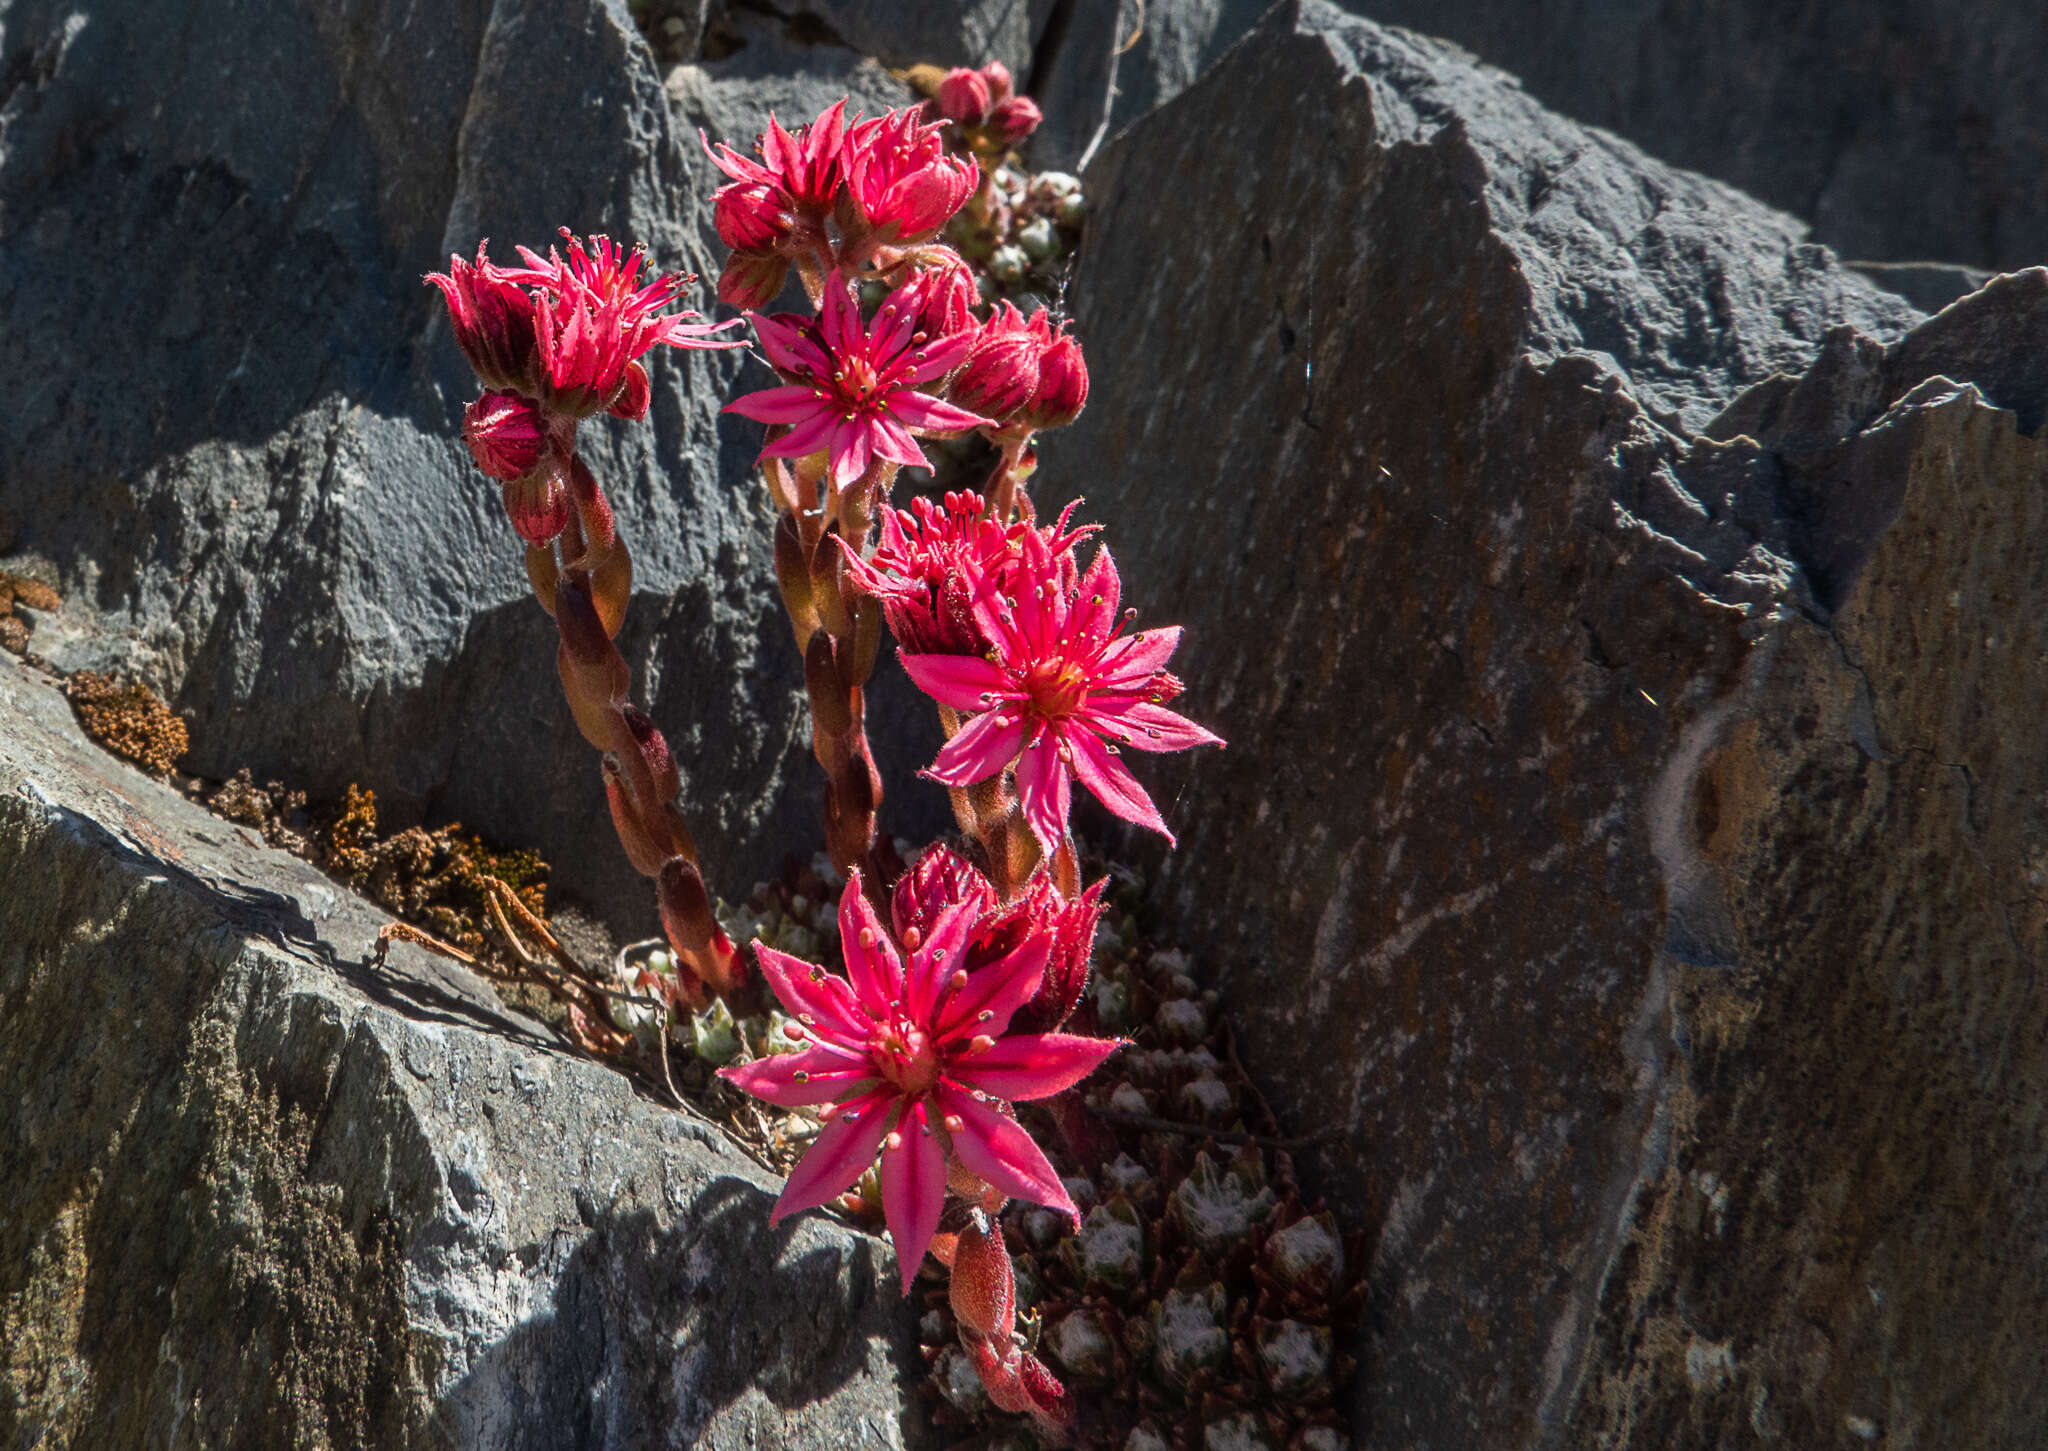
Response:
[1056,3,2047,1444]
[0,653,927,1449]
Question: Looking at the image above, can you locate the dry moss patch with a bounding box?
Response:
[63,671,189,776]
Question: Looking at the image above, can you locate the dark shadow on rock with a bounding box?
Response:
[436,1184,922,1448]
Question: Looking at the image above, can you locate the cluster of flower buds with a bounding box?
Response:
[426,233,757,1016]
[704,101,980,310]
[927,60,1043,162]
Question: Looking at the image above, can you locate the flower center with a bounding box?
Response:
[832,355,883,410]
[874,1018,941,1097]
[1023,658,1091,721]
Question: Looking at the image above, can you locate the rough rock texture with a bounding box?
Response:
[0,0,949,937]
[1054,3,2048,1445]
[1030,0,2048,273]
[1348,0,2048,272]
[0,653,926,1449]
[778,0,1054,81]
[1028,0,1271,170]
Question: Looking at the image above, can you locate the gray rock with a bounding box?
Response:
[778,0,1055,80]
[1029,0,1270,170]
[1049,3,2046,1443]
[0,653,926,1448]
[1846,259,1995,315]
[0,0,951,938]
[1031,0,2048,270]
[1346,0,2048,271]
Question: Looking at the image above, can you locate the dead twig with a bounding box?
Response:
[371,920,477,969]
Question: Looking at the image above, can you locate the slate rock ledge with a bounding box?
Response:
[0,657,923,1450]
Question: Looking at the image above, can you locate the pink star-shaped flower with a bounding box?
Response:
[429,231,739,419]
[720,871,1123,1293]
[900,530,1224,854]
[726,272,989,493]
[841,491,1097,656]
[504,231,742,417]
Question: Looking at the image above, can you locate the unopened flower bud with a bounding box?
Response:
[989,244,1028,283]
[1017,323,1087,429]
[981,61,1016,105]
[936,66,992,126]
[606,360,651,421]
[501,461,570,545]
[988,93,1042,146]
[719,249,789,310]
[904,261,978,342]
[949,1213,1017,1342]
[949,302,1041,421]
[658,856,718,954]
[463,389,546,481]
[713,178,790,252]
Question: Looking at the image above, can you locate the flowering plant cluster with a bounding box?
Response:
[429,71,1222,1444]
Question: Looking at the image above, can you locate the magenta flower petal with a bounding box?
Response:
[954,1033,1126,1102]
[900,652,1007,710]
[719,1047,877,1108]
[1070,548,1122,650]
[928,709,1026,786]
[934,932,1051,1040]
[757,410,837,464]
[937,1083,1078,1225]
[869,415,930,468]
[903,896,978,1023]
[826,274,870,359]
[879,1101,946,1293]
[748,310,829,375]
[830,420,873,490]
[1014,731,1072,856]
[725,384,829,425]
[907,329,975,382]
[1067,729,1172,842]
[1095,699,1225,753]
[771,1087,899,1222]
[1095,625,1183,686]
[754,943,873,1045]
[838,870,904,1006]
[887,391,989,434]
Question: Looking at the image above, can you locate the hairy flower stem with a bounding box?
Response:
[985,434,1032,525]
[765,453,896,894]
[533,448,758,1017]
[934,703,1048,900]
